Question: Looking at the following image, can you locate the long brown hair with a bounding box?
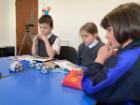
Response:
[80,22,101,41]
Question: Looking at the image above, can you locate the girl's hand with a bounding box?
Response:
[95,43,114,64]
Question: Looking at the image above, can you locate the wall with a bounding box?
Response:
[0,0,16,48]
[0,1,10,47]
[9,0,16,48]
[0,0,139,49]
[39,0,139,49]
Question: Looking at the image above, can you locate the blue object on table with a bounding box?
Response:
[0,57,31,76]
[0,57,95,105]
[35,62,43,70]
[9,60,23,72]
[40,65,48,74]
[29,60,37,69]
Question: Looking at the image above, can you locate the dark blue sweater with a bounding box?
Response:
[82,41,140,105]
[37,34,57,57]
[77,41,104,67]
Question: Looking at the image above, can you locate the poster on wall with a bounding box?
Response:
[39,0,52,15]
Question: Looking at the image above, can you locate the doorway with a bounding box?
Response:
[16,0,38,55]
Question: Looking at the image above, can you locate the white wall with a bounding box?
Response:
[0,0,139,49]
[39,0,139,49]
[0,1,10,47]
[0,0,16,48]
[9,0,16,48]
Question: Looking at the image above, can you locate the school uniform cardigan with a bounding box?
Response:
[77,41,104,67]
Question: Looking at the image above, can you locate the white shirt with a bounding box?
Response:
[88,39,98,49]
[47,33,61,54]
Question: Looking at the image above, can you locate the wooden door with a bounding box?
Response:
[16,0,38,55]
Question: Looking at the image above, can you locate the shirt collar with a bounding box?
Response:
[47,33,52,39]
[88,39,98,49]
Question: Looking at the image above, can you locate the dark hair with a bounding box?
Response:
[38,15,53,28]
[80,22,101,41]
[101,2,140,44]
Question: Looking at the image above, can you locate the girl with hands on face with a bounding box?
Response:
[82,3,140,105]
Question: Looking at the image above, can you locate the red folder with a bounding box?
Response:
[63,70,83,90]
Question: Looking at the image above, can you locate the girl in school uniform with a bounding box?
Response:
[77,22,104,67]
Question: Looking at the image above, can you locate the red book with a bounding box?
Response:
[63,70,83,90]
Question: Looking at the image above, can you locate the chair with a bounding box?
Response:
[0,46,15,57]
[56,46,78,64]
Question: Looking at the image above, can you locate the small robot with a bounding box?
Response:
[9,60,23,72]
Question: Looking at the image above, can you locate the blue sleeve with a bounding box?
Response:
[81,48,139,103]
[82,62,106,95]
